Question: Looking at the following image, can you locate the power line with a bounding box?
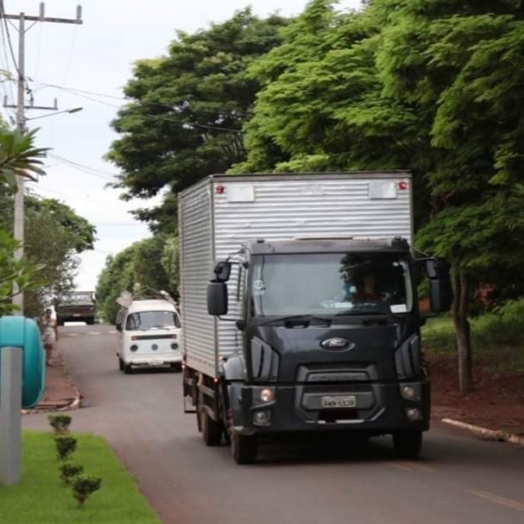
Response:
[40,83,250,132]
[0,1,21,77]
[48,153,120,181]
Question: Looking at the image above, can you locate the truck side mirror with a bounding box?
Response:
[208,282,228,316]
[115,324,122,332]
[429,278,453,312]
[213,261,231,282]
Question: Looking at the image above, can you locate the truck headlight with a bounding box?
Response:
[405,408,422,421]
[253,410,272,426]
[401,385,416,400]
[260,388,275,403]
[130,345,138,352]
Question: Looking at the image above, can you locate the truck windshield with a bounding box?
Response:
[126,311,181,331]
[62,293,94,304]
[251,252,413,317]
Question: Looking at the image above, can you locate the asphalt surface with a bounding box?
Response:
[24,324,524,524]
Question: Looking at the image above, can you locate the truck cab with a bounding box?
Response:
[203,237,451,463]
[56,291,96,326]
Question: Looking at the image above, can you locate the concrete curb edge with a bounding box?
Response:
[442,418,524,446]
[22,360,82,415]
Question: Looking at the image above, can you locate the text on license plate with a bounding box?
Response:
[321,395,357,409]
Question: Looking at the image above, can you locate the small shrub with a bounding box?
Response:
[59,463,84,485]
[72,475,102,508]
[55,436,77,461]
[48,414,72,435]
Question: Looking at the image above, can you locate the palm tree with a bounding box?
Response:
[0,128,48,313]
[0,128,48,185]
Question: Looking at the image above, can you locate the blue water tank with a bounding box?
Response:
[0,316,46,409]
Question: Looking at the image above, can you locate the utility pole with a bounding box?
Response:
[1,3,83,315]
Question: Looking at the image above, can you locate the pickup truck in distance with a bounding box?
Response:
[56,291,96,326]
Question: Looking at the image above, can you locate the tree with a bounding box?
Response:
[96,246,137,324]
[0,192,96,317]
[0,127,49,313]
[238,0,524,394]
[372,0,524,394]
[106,9,289,233]
[0,128,47,186]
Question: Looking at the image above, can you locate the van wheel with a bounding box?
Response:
[170,363,181,372]
[123,363,133,375]
[118,358,124,371]
[201,409,222,446]
[231,434,258,465]
[393,430,423,459]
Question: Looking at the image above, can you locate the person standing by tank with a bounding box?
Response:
[39,308,59,366]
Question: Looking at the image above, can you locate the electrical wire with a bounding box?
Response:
[48,153,120,181]
[39,83,249,132]
[0,0,22,78]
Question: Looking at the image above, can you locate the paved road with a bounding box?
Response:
[25,325,524,524]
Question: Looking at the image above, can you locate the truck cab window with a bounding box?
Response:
[251,252,413,317]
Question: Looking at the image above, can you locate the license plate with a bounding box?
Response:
[321,395,357,409]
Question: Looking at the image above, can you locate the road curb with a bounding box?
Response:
[442,418,524,446]
[22,361,82,415]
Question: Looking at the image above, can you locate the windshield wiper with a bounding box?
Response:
[257,315,332,327]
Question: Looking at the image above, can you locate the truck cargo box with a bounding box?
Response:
[178,172,413,377]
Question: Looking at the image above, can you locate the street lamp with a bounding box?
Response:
[26,107,83,121]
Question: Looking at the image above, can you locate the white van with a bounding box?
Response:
[116,298,182,374]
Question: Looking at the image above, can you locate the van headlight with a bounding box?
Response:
[130,345,138,352]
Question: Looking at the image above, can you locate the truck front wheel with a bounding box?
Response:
[201,409,222,446]
[392,430,423,459]
[231,434,258,465]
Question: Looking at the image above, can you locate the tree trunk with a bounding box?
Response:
[452,269,473,396]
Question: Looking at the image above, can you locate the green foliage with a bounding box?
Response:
[0,431,160,524]
[59,463,84,485]
[48,415,73,435]
[0,128,48,186]
[95,235,179,323]
[72,476,102,508]
[55,436,78,461]
[0,228,44,315]
[95,246,137,324]
[0,189,96,316]
[106,9,289,234]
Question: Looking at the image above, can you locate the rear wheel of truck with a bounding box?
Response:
[392,430,423,459]
[231,434,258,465]
[118,357,124,372]
[201,409,222,446]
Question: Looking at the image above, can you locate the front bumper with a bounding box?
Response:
[126,355,182,366]
[229,381,430,436]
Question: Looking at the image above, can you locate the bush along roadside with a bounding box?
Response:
[49,415,102,508]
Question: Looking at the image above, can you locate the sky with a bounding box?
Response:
[1,0,361,291]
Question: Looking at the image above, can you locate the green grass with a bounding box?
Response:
[0,431,160,524]
[422,313,524,372]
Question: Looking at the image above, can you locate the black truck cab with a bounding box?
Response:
[202,237,452,463]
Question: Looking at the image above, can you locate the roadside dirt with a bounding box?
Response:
[429,354,524,437]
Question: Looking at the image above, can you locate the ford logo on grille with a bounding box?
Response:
[320,337,354,350]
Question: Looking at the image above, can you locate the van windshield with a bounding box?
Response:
[126,311,181,331]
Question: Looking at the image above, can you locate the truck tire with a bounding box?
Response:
[392,430,423,459]
[123,363,133,375]
[201,409,222,446]
[231,434,258,465]
[118,357,124,372]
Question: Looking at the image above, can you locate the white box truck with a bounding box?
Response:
[179,172,451,464]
